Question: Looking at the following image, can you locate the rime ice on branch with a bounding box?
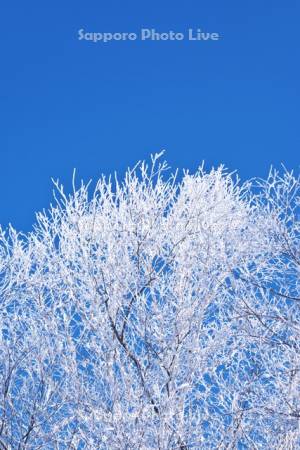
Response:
[0,154,300,449]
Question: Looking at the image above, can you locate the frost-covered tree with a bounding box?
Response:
[1,154,300,449]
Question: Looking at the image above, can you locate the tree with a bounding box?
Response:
[0,154,300,449]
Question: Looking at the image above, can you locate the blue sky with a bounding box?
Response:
[1,1,299,231]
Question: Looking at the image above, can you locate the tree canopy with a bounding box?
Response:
[1,155,300,449]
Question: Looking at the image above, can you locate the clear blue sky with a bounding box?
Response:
[1,1,299,231]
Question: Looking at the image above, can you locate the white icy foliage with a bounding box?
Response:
[0,156,300,449]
